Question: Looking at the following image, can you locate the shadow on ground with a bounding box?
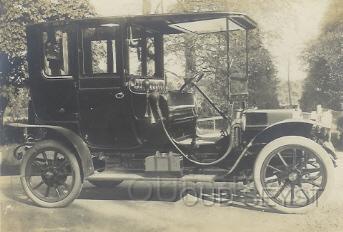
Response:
[0,144,282,213]
[1,175,278,214]
[81,181,278,213]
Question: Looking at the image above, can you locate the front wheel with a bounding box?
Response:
[254,136,334,214]
[20,140,83,207]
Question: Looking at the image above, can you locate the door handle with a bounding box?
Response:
[114,92,125,99]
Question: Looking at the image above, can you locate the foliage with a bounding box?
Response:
[0,0,95,143]
[3,87,28,120]
[300,0,343,111]
[0,0,95,86]
[246,30,279,109]
[337,116,343,132]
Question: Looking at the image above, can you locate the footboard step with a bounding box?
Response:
[87,172,217,182]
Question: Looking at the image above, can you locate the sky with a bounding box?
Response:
[90,0,330,81]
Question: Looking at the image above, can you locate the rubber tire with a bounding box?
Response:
[20,140,83,208]
[254,136,334,214]
[88,180,123,188]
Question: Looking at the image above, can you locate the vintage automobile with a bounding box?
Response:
[9,12,337,213]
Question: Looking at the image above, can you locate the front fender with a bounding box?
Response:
[250,119,315,144]
[7,123,94,179]
[248,119,337,162]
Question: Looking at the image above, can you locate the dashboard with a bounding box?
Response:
[128,78,165,94]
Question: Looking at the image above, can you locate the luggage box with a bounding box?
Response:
[145,152,182,174]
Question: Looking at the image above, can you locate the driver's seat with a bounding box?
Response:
[165,91,197,139]
[167,90,196,121]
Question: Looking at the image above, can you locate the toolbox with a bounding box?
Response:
[145,151,182,174]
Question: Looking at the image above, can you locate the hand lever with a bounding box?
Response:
[143,80,151,118]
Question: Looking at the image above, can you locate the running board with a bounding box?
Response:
[87,172,217,182]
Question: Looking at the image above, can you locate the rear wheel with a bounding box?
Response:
[254,136,334,214]
[20,140,82,208]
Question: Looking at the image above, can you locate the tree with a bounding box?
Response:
[167,0,279,116]
[300,57,333,111]
[246,30,279,109]
[300,0,343,111]
[0,0,95,142]
[170,0,228,78]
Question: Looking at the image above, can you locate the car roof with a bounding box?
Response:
[27,11,257,34]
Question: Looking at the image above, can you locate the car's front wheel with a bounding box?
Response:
[20,140,83,208]
[254,136,334,214]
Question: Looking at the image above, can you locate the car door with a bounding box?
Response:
[77,24,135,148]
[28,24,79,126]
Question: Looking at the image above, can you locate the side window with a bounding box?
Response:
[90,40,117,74]
[128,35,156,77]
[82,27,118,76]
[43,29,70,76]
[147,37,155,76]
[129,39,142,75]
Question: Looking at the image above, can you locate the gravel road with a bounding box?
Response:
[0,145,342,232]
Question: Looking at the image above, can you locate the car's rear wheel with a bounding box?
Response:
[254,136,334,214]
[20,140,82,208]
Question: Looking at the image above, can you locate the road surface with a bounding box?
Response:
[0,146,342,232]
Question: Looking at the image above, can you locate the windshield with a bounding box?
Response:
[165,17,248,93]
[169,17,244,34]
[228,29,248,96]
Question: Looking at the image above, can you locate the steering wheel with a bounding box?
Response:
[180,72,205,92]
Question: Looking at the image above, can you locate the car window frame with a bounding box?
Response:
[41,27,73,79]
[81,26,121,78]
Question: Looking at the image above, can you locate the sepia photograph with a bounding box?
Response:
[0,0,342,231]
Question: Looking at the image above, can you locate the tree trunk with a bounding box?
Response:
[0,96,9,145]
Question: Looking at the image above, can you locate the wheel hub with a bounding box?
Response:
[42,168,68,187]
[288,172,298,182]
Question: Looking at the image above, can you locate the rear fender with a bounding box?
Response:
[8,123,94,179]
